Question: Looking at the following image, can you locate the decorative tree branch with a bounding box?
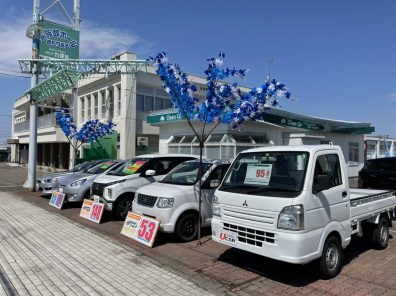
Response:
[148,51,292,245]
[55,109,117,171]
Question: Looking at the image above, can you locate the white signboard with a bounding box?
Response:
[244,164,273,185]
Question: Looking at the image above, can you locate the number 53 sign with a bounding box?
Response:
[121,212,160,247]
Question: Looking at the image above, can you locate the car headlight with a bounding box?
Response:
[104,187,113,199]
[70,178,87,187]
[156,197,174,208]
[52,177,59,183]
[212,195,221,217]
[277,205,304,231]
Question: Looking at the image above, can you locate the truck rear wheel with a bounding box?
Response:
[372,217,389,250]
[175,212,198,242]
[319,235,342,279]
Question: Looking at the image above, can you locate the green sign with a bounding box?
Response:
[147,112,185,124]
[39,20,79,59]
[262,113,325,131]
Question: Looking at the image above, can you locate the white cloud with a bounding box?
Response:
[0,9,153,70]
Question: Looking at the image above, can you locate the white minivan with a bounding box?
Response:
[91,154,197,219]
[133,159,230,242]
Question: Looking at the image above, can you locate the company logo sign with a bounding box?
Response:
[219,231,236,245]
[39,20,80,59]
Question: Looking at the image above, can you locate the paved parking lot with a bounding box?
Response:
[1,163,396,295]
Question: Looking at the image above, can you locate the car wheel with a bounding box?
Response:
[372,217,389,250]
[114,196,133,220]
[175,212,198,242]
[319,235,343,279]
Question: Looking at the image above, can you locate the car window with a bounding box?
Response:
[149,157,197,176]
[87,161,118,174]
[109,158,150,176]
[203,164,230,188]
[314,154,342,188]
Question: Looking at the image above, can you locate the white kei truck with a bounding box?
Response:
[211,145,396,278]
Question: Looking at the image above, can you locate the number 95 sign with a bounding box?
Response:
[121,212,160,247]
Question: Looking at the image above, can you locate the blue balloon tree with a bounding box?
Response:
[148,51,292,244]
[55,109,117,171]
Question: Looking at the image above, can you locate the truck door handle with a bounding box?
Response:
[342,191,347,198]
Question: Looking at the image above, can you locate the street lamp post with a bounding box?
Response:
[27,0,40,191]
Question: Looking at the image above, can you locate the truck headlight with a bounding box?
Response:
[277,205,304,231]
[157,197,174,208]
[70,178,87,187]
[212,195,221,217]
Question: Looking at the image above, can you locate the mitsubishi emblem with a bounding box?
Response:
[243,200,248,207]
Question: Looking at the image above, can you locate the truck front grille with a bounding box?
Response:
[223,222,276,247]
[137,194,158,208]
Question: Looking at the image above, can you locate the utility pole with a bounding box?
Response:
[69,0,80,169]
[27,0,40,191]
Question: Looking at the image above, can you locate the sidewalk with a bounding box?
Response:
[0,191,214,296]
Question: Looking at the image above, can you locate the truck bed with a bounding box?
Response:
[349,188,396,221]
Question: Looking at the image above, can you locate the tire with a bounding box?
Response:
[175,212,198,242]
[114,196,133,220]
[372,217,389,250]
[319,235,343,279]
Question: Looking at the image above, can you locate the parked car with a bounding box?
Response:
[36,159,108,195]
[358,157,396,189]
[91,154,198,219]
[133,159,231,242]
[58,160,124,203]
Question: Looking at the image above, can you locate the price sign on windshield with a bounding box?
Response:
[245,164,273,185]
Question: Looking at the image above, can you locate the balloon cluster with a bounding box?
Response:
[148,52,291,129]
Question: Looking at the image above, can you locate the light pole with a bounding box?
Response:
[27,0,40,191]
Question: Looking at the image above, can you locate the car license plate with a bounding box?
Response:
[93,195,100,203]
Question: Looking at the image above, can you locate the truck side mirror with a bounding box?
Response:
[313,175,330,194]
[145,169,156,176]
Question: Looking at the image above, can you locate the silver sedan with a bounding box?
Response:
[58,160,124,203]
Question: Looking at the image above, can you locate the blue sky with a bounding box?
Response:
[0,0,395,145]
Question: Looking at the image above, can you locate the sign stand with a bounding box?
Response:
[80,199,105,224]
[121,212,160,248]
[49,191,66,209]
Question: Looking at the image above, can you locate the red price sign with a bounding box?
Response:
[255,169,269,178]
[121,212,160,247]
[80,199,104,224]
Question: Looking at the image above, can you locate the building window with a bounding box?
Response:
[80,97,84,119]
[163,98,172,109]
[144,96,154,111]
[94,94,98,118]
[101,91,106,117]
[349,142,359,163]
[117,86,121,116]
[137,95,144,111]
[87,96,91,118]
[108,89,114,119]
[155,97,163,110]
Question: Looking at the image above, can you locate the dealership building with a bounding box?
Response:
[9,51,374,177]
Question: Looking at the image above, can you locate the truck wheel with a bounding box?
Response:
[372,217,389,250]
[319,236,342,279]
[114,196,133,220]
[175,213,198,242]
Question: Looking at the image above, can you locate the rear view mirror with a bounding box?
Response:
[210,180,220,188]
[313,175,330,194]
[145,169,156,176]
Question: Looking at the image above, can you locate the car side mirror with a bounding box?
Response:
[209,180,220,188]
[313,175,331,194]
[145,169,156,176]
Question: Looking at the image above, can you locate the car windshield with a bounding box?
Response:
[108,158,150,176]
[71,161,91,172]
[87,161,117,174]
[161,162,212,185]
[219,151,309,197]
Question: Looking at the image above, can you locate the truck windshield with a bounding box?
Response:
[219,151,309,197]
[161,162,212,185]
